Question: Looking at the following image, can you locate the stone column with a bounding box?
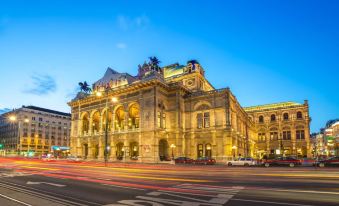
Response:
[98,136,104,159]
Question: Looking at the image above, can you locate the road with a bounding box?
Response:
[0,157,338,206]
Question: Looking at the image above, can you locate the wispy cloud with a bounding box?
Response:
[117,15,150,30]
[0,108,11,115]
[24,74,57,95]
[116,42,127,49]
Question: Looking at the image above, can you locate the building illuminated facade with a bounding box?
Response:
[0,106,71,157]
[68,59,311,162]
[244,102,311,158]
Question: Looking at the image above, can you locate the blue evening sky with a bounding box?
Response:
[0,0,338,132]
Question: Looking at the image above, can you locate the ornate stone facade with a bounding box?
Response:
[244,101,311,158]
[68,59,310,162]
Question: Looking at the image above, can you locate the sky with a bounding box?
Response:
[0,0,338,132]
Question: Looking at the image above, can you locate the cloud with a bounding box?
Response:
[116,42,127,49]
[117,15,150,30]
[24,74,57,95]
[0,108,11,115]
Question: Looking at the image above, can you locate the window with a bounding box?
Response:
[162,112,166,129]
[32,117,36,121]
[259,116,264,123]
[297,112,303,119]
[38,117,43,122]
[197,113,203,129]
[157,111,161,128]
[270,132,278,141]
[197,144,204,158]
[296,130,305,140]
[282,131,291,140]
[271,114,276,122]
[204,112,210,128]
[258,133,266,142]
[283,113,289,121]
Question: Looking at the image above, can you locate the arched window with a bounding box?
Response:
[115,106,125,130]
[128,103,140,129]
[92,111,100,133]
[205,144,212,158]
[157,103,166,129]
[258,115,264,123]
[297,111,303,119]
[283,113,289,121]
[197,144,204,158]
[82,113,89,135]
[271,114,276,122]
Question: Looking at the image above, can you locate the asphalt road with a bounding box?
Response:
[0,157,338,206]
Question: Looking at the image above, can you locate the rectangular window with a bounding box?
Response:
[204,112,210,128]
[270,132,278,141]
[283,131,291,140]
[197,113,203,129]
[296,130,305,140]
[258,133,266,142]
[157,111,161,128]
[162,113,166,129]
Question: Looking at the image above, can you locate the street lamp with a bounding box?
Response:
[96,90,118,166]
[232,145,237,160]
[170,144,176,160]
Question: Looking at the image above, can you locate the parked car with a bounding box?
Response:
[263,156,301,167]
[41,155,56,162]
[227,157,257,166]
[317,156,339,167]
[194,157,216,165]
[66,155,82,162]
[174,157,194,164]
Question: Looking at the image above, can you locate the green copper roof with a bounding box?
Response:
[244,101,302,112]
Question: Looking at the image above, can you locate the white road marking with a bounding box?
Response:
[0,193,33,206]
[26,181,66,187]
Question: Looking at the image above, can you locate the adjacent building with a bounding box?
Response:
[0,106,71,157]
[324,121,339,156]
[68,59,312,163]
[244,102,311,158]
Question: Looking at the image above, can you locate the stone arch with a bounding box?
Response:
[114,105,125,130]
[158,139,169,161]
[116,142,124,160]
[91,110,100,134]
[81,112,90,135]
[101,108,113,132]
[129,141,139,158]
[128,103,140,129]
[194,101,212,111]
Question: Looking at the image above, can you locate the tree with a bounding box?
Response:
[78,81,92,93]
[149,56,161,71]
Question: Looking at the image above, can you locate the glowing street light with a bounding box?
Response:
[170,144,176,159]
[232,145,237,160]
[9,115,17,122]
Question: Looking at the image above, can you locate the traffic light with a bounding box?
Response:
[0,144,3,149]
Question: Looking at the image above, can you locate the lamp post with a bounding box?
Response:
[232,145,237,160]
[170,144,176,160]
[96,90,118,167]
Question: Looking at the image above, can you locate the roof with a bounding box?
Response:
[243,101,303,112]
[93,67,136,87]
[22,106,71,117]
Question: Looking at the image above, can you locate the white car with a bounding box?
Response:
[67,156,82,162]
[227,157,257,166]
